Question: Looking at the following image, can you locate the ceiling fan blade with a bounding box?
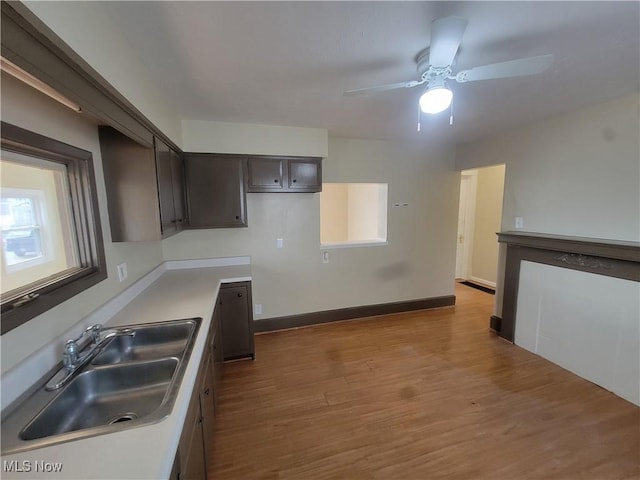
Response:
[455,54,554,83]
[344,79,424,96]
[429,16,468,69]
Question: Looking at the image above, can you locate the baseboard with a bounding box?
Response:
[459,280,496,295]
[469,276,497,289]
[254,295,456,333]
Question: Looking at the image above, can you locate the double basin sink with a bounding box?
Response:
[1,318,201,454]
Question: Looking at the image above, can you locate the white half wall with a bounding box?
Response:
[515,261,640,406]
[456,93,640,242]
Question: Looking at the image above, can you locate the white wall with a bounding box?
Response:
[23,1,182,147]
[456,93,640,242]
[456,93,640,406]
[182,120,328,157]
[0,73,164,375]
[515,262,639,406]
[163,135,459,320]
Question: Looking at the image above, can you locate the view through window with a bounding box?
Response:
[1,154,80,295]
[1,122,106,334]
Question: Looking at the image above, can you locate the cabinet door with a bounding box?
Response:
[247,156,284,192]
[199,353,215,475]
[211,306,224,409]
[182,421,206,480]
[155,138,177,237]
[220,284,255,360]
[170,150,186,231]
[185,154,247,227]
[98,126,161,242]
[179,386,206,480]
[288,158,322,192]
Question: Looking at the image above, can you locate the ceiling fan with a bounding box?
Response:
[344,16,554,116]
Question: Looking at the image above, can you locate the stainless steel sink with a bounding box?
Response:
[21,358,178,441]
[1,317,201,454]
[92,321,194,365]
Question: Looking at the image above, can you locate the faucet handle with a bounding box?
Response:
[70,323,103,345]
[87,324,103,343]
[63,339,79,370]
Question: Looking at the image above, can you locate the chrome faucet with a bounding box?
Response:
[46,324,135,391]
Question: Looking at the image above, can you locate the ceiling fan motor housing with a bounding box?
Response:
[416,49,452,88]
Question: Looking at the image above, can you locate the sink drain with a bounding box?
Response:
[107,413,138,424]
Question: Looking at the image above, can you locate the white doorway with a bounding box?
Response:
[455,165,505,288]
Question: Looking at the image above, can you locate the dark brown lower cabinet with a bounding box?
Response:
[172,305,222,480]
[199,349,215,474]
[174,377,206,480]
[219,282,255,361]
[172,281,253,478]
[211,306,224,408]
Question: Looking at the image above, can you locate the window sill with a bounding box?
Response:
[320,239,388,249]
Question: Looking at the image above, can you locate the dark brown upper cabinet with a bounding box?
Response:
[98,126,185,241]
[247,156,322,193]
[184,153,247,228]
[155,138,186,237]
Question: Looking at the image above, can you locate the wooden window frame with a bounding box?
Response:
[1,122,107,334]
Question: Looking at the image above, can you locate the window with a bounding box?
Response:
[320,183,388,247]
[1,122,106,334]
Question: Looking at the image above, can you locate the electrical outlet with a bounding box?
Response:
[254,304,262,315]
[276,238,284,249]
[116,262,128,282]
[515,216,524,229]
[322,251,330,264]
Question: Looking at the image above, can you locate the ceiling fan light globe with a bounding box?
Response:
[419,87,453,114]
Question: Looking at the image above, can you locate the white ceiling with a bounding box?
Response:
[102,1,639,144]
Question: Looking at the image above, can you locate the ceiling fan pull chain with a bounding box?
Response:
[417,103,422,132]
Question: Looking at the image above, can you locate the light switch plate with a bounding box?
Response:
[322,251,330,264]
[254,304,262,315]
[276,238,283,249]
[515,216,524,229]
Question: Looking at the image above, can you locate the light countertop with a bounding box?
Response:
[1,262,251,479]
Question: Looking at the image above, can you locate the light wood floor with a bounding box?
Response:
[210,284,639,479]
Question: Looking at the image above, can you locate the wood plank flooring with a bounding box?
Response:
[209,284,639,479]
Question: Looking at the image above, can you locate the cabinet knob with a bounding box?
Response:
[292,179,297,183]
[237,292,243,298]
[274,179,279,183]
[204,388,210,396]
[235,215,240,220]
